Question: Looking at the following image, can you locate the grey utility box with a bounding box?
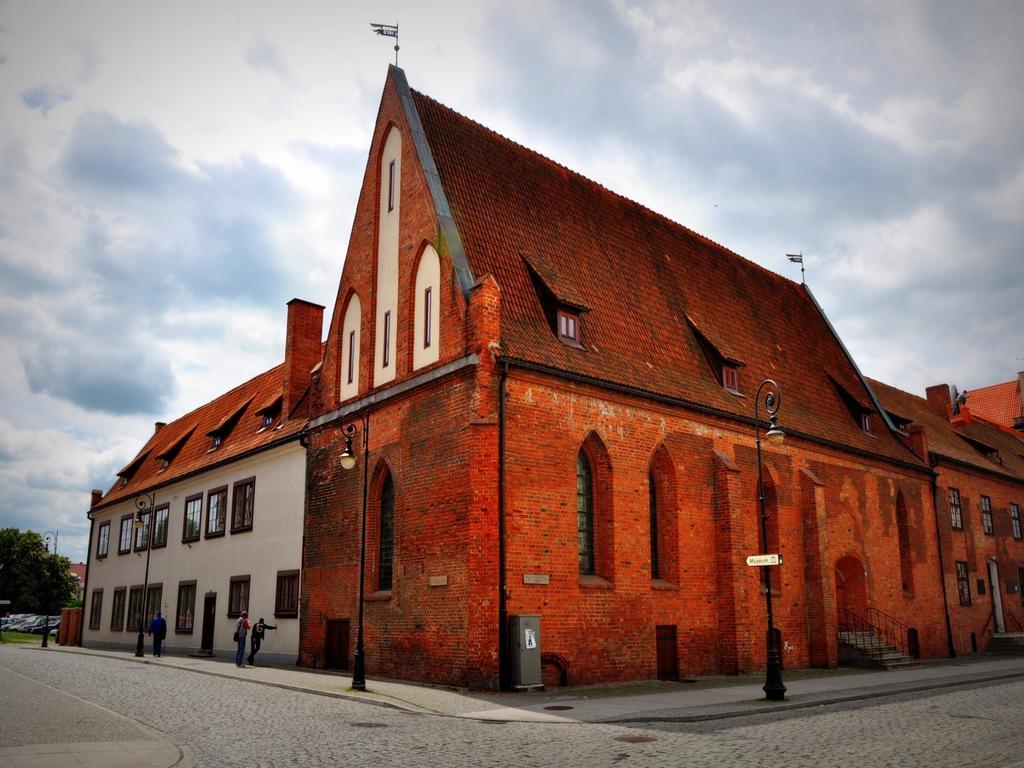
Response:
[508,614,543,690]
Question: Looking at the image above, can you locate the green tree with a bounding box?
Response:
[0,529,76,615]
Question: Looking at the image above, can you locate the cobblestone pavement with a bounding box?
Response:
[3,645,1024,768]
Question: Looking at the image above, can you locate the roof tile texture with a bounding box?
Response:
[966,379,1023,430]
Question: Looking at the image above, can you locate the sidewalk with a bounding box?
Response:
[37,644,1024,724]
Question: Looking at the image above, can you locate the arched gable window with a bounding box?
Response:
[339,293,361,402]
[577,450,595,575]
[378,474,395,591]
[413,245,441,370]
[374,126,401,388]
[648,445,679,584]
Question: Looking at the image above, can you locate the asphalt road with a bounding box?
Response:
[2,645,1024,767]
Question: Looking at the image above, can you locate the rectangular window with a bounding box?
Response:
[982,495,994,535]
[1012,503,1022,540]
[228,575,250,617]
[126,586,145,631]
[557,310,579,344]
[383,310,391,368]
[133,511,150,550]
[387,159,395,212]
[176,581,197,634]
[96,521,110,558]
[275,570,300,618]
[722,365,739,393]
[423,286,432,348]
[183,494,202,542]
[144,584,162,630]
[956,561,971,606]
[347,330,356,384]
[231,478,255,532]
[152,505,169,548]
[206,487,227,537]
[110,587,126,631]
[89,589,103,630]
[948,488,963,530]
[118,515,133,554]
[861,413,873,433]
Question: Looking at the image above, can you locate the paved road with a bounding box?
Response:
[2,645,1024,767]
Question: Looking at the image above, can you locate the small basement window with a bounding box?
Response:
[557,309,580,346]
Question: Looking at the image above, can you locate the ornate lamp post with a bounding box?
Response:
[337,411,370,691]
[133,492,156,658]
[754,379,787,701]
[40,531,59,648]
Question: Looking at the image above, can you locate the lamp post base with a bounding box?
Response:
[763,649,786,701]
[135,632,145,658]
[351,649,366,691]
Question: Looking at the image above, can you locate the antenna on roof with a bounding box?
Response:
[370,22,400,66]
[786,253,805,284]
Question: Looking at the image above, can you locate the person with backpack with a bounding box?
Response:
[148,611,167,657]
[234,611,251,667]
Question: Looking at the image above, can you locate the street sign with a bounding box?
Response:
[746,554,782,567]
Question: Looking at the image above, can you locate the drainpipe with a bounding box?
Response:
[930,469,956,658]
[498,360,509,690]
[79,512,95,647]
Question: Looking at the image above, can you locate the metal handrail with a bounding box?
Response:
[837,606,909,657]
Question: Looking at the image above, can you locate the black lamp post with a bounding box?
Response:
[134,492,156,658]
[338,411,370,691]
[754,379,787,701]
[41,531,58,648]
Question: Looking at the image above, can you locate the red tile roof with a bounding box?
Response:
[94,362,307,512]
[965,379,1023,431]
[412,88,921,466]
[870,378,1024,480]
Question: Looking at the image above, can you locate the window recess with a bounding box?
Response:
[522,253,589,349]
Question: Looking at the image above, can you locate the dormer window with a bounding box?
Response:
[160,459,170,472]
[723,365,740,394]
[557,309,580,345]
[211,434,222,450]
[861,413,873,433]
[262,413,274,429]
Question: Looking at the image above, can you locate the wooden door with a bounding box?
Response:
[655,625,678,681]
[325,619,350,670]
[835,556,867,622]
[200,593,216,651]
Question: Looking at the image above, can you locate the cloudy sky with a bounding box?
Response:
[1,0,1021,563]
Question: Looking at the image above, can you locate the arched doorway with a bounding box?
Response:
[835,555,868,623]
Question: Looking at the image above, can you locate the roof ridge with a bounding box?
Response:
[410,87,796,290]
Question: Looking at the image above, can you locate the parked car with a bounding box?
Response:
[31,619,60,635]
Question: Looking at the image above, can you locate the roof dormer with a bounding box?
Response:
[686,315,745,395]
[206,397,253,452]
[256,393,283,432]
[829,374,877,435]
[154,428,194,472]
[523,252,589,349]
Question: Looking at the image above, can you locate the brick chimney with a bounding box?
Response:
[905,423,929,461]
[925,384,952,420]
[90,489,103,509]
[154,421,166,434]
[283,299,325,419]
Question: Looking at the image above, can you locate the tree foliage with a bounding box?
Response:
[0,529,77,614]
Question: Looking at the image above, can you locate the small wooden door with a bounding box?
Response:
[656,625,679,681]
[325,619,350,671]
[200,593,216,651]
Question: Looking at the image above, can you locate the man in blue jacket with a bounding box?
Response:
[149,611,167,657]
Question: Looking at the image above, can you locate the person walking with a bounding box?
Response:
[234,611,251,667]
[149,611,167,657]
[247,617,276,666]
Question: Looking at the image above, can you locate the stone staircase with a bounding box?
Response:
[838,630,919,670]
[987,633,1024,655]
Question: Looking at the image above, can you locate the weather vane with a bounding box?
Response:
[370,22,399,66]
[786,252,805,284]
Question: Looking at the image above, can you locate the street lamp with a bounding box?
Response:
[754,379,787,702]
[133,492,156,658]
[338,411,370,691]
[41,531,59,648]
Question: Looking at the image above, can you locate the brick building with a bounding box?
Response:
[872,379,1024,655]
[962,373,1024,433]
[82,300,322,663]
[299,67,954,688]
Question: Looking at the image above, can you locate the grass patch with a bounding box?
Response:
[0,631,43,644]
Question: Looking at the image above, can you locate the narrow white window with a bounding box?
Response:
[383,310,391,368]
[347,330,355,384]
[340,293,361,402]
[424,287,432,348]
[413,245,441,370]
[388,159,396,212]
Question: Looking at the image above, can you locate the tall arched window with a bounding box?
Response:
[577,450,595,575]
[413,245,440,370]
[378,475,395,591]
[374,126,401,387]
[649,472,660,579]
[339,293,361,402]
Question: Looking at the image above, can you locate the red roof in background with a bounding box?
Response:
[412,88,921,466]
[94,362,307,511]
[870,378,1024,480]
[965,379,1023,431]
[69,563,87,584]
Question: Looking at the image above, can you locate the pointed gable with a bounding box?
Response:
[410,85,918,464]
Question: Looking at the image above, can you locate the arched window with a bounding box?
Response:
[649,472,660,579]
[577,451,595,575]
[339,293,361,402]
[412,245,441,370]
[374,125,401,387]
[378,475,395,591]
[648,445,679,583]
